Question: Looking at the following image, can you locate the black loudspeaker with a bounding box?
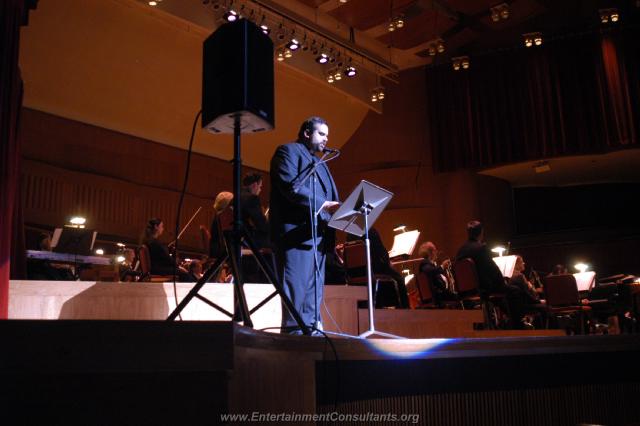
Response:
[202,19,275,134]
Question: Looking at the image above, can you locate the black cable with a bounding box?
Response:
[171,109,202,320]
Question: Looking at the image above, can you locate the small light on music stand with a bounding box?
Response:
[491,246,506,257]
[117,255,126,263]
[69,216,86,229]
[574,263,589,273]
[95,248,104,255]
[393,224,407,233]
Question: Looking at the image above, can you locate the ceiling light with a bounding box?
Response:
[284,48,293,58]
[600,8,620,24]
[344,66,357,77]
[436,41,445,53]
[370,90,378,102]
[523,32,541,48]
[287,38,300,51]
[316,52,329,64]
[334,69,342,81]
[452,56,469,71]
[376,87,385,100]
[148,1,158,6]
[276,48,285,62]
[223,10,238,22]
[489,3,509,22]
[95,249,105,255]
[326,72,335,84]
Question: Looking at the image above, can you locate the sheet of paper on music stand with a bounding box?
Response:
[387,230,420,259]
[404,274,415,285]
[328,180,393,237]
[574,271,596,292]
[492,255,517,278]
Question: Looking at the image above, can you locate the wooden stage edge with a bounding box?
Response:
[2,320,640,425]
[8,280,564,338]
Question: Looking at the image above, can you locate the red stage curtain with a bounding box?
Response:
[1,0,34,318]
[426,26,640,172]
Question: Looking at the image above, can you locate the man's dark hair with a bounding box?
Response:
[242,172,262,187]
[467,220,483,240]
[297,116,327,141]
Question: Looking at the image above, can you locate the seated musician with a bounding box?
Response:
[455,220,509,295]
[119,248,142,282]
[508,255,544,329]
[27,232,74,280]
[418,241,457,306]
[141,218,190,281]
[240,173,270,250]
[208,191,234,259]
[346,227,409,308]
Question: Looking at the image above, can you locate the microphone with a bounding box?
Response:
[323,147,340,154]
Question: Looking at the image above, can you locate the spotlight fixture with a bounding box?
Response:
[451,56,470,71]
[370,86,385,102]
[523,32,542,47]
[326,71,335,84]
[388,15,405,32]
[276,47,285,62]
[286,38,300,51]
[223,10,238,22]
[315,52,329,64]
[95,249,105,255]
[259,16,270,34]
[284,48,293,58]
[490,3,509,22]
[426,39,445,56]
[344,65,357,77]
[148,1,158,6]
[333,68,342,81]
[599,8,620,23]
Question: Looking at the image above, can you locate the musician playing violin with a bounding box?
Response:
[141,218,191,281]
[418,241,458,306]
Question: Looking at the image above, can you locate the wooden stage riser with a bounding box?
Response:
[9,281,566,338]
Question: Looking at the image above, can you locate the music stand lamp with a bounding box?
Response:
[329,180,404,339]
[167,20,309,335]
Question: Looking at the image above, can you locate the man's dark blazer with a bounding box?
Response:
[455,240,506,293]
[269,142,339,251]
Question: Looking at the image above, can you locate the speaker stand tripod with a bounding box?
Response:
[167,114,310,336]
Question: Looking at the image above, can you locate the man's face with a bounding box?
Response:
[250,180,263,196]
[305,123,329,153]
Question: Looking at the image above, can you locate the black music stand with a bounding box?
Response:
[328,180,404,339]
[51,227,97,280]
[166,114,310,335]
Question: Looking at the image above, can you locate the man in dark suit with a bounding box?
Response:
[240,173,269,249]
[455,220,508,294]
[270,117,340,334]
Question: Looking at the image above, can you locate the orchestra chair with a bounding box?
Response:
[342,240,401,308]
[453,258,508,329]
[543,274,592,334]
[137,245,175,283]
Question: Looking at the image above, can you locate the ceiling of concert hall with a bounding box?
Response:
[19,0,636,176]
